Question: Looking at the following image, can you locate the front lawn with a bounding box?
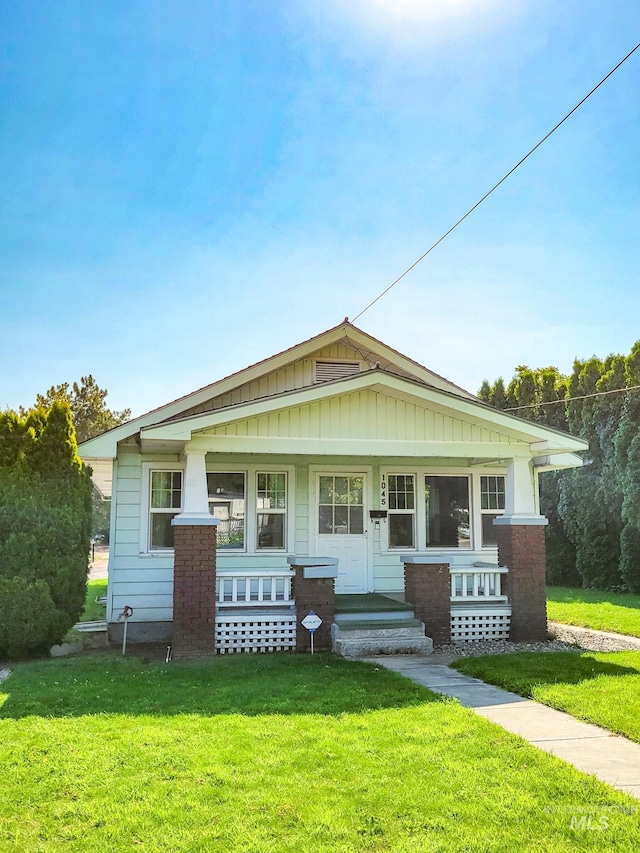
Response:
[453,650,640,744]
[0,654,638,851]
[79,579,107,622]
[547,586,640,637]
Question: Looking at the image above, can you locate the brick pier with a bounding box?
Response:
[171,518,218,658]
[404,560,451,645]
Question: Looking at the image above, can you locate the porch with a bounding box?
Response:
[210,562,512,655]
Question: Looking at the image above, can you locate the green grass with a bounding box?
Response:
[547,586,640,637]
[79,579,107,622]
[453,650,640,744]
[0,654,638,852]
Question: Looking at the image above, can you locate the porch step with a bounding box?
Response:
[335,609,415,624]
[335,594,414,624]
[331,620,433,657]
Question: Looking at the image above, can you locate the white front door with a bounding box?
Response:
[315,473,368,594]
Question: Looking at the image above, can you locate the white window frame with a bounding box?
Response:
[380,467,508,553]
[141,463,185,554]
[384,472,417,550]
[479,474,506,549]
[206,463,295,555]
[256,471,288,551]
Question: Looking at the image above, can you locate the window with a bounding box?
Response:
[425,476,470,549]
[318,475,364,535]
[149,471,182,550]
[256,472,287,549]
[207,472,246,549]
[387,474,415,548]
[480,475,505,547]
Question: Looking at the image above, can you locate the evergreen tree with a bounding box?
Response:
[0,402,93,656]
[23,375,131,444]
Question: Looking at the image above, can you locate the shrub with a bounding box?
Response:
[0,403,92,657]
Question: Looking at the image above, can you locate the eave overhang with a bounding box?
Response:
[138,369,588,459]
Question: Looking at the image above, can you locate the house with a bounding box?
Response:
[79,320,588,657]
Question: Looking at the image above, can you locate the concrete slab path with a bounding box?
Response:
[366,654,640,800]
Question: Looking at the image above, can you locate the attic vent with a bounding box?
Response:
[314,360,360,383]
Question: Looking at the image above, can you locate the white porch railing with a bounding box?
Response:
[450,565,508,603]
[216,570,295,608]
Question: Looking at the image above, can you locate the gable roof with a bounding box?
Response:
[79,320,478,459]
[140,367,588,453]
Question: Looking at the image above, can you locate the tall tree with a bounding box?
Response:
[480,341,640,591]
[23,375,131,444]
[0,402,93,656]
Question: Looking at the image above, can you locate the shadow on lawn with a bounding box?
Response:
[453,650,640,695]
[547,586,640,608]
[0,652,447,719]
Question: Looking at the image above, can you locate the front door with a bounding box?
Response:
[315,473,368,593]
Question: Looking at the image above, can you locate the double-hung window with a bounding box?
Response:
[149,471,182,550]
[387,474,416,548]
[480,475,505,547]
[256,472,287,549]
[207,472,246,549]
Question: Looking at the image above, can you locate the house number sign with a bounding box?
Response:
[380,476,387,508]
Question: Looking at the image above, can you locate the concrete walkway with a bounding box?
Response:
[366,654,640,800]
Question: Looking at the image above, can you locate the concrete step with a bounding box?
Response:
[334,618,425,634]
[331,621,433,657]
[335,609,415,624]
[73,620,108,633]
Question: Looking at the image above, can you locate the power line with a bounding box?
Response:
[505,384,640,411]
[352,42,640,323]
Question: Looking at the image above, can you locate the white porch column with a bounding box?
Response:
[175,448,214,522]
[496,457,547,525]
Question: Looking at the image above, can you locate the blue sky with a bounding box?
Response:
[1,1,639,417]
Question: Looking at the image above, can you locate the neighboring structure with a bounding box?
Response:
[79,321,588,654]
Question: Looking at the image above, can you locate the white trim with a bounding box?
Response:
[141,370,588,452]
[140,462,185,554]
[206,462,296,555]
[309,464,374,593]
[78,322,482,458]
[379,465,509,553]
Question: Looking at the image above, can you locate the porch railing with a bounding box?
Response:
[450,565,508,603]
[216,570,295,607]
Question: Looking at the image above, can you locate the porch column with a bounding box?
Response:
[495,457,548,642]
[179,448,211,520]
[171,449,220,658]
[289,558,337,653]
[403,558,451,645]
[171,516,219,658]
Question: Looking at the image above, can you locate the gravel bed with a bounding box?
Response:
[433,623,640,657]
[432,638,573,657]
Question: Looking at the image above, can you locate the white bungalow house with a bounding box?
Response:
[79,321,588,656]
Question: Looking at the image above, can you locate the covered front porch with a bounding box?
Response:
[201,558,513,656]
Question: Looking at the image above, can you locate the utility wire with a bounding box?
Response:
[505,384,640,411]
[352,42,640,323]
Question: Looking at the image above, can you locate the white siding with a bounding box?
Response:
[108,447,179,624]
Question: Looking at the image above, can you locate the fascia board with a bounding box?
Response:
[342,326,477,399]
[141,370,587,453]
[186,434,530,458]
[533,452,586,470]
[78,324,359,457]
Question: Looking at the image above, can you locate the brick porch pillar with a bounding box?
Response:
[290,561,336,653]
[495,519,548,642]
[171,516,219,659]
[403,559,450,645]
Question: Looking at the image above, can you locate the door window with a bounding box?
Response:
[318,475,364,535]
